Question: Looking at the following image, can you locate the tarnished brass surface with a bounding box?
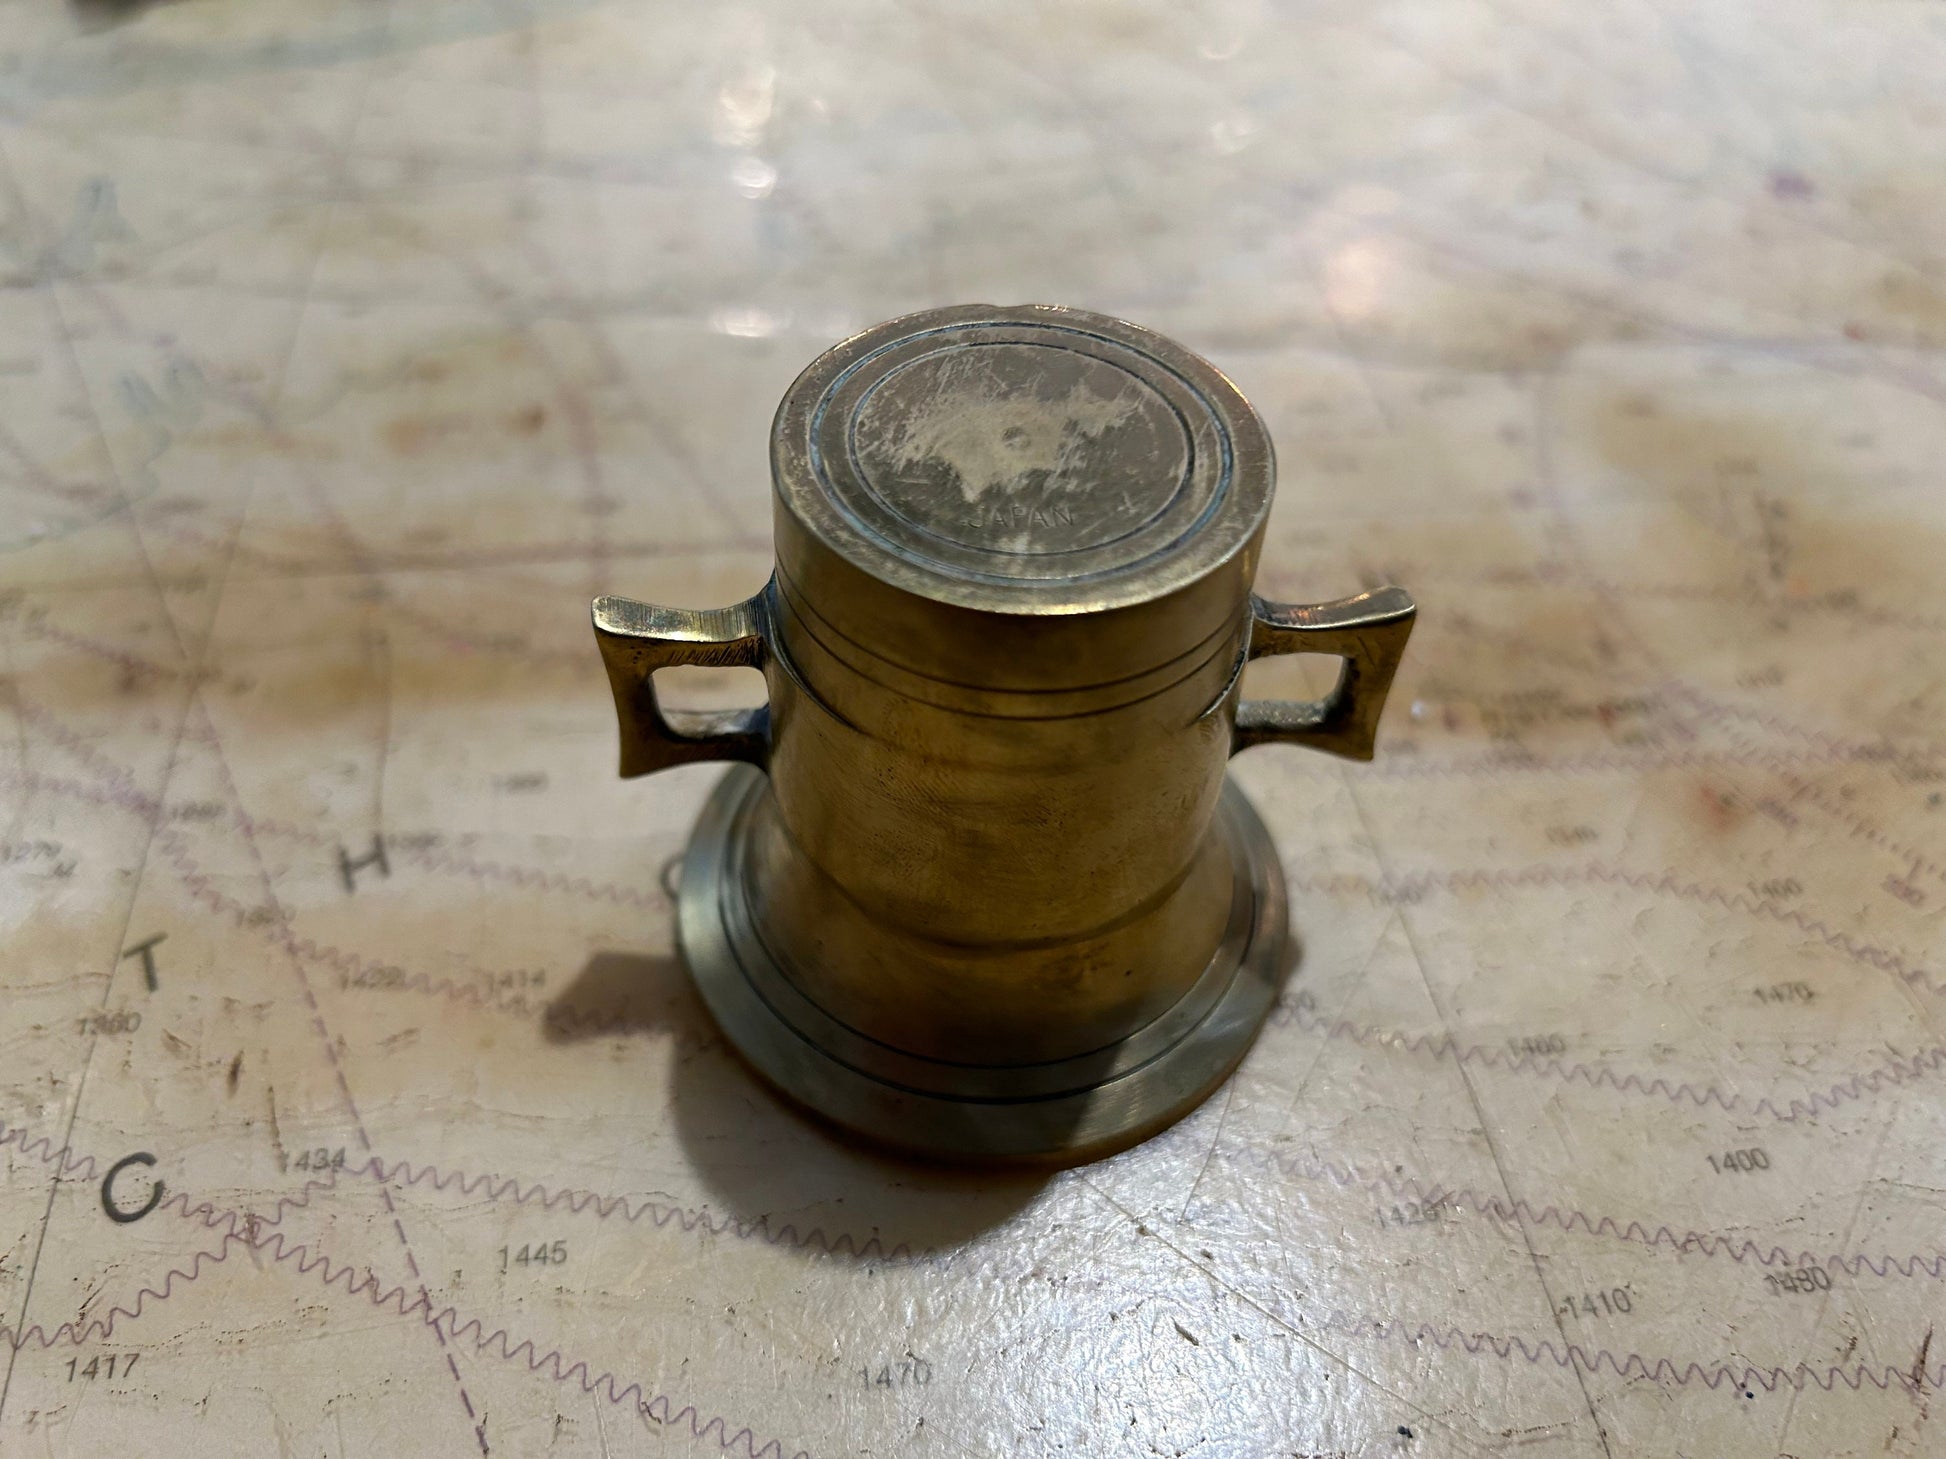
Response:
[593,304,1415,1162]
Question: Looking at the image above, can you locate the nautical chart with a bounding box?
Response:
[6,1,1946,1455]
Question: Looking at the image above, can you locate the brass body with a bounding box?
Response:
[593,305,1415,1162]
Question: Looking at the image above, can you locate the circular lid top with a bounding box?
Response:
[771,305,1273,624]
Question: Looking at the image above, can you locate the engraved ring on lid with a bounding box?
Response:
[770,305,1275,688]
[845,340,1191,563]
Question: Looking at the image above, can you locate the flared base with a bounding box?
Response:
[675,764,1291,1165]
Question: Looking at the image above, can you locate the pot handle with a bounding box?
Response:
[1232,586,1416,762]
[591,587,770,777]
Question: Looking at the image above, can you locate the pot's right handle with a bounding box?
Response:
[1232,586,1416,762]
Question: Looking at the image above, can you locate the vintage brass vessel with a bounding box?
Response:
[594,305,1414,1162]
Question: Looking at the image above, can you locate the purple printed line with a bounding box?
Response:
[0,1164,806,1459]
[148,814,679,1036]
[1354,740,1877,781]
[184,692,491,1454]
[1783,773,1946,885]
[0,1148,336,1351]
[11,274,792,1451]
[3,1242,236,1354]
[5,1115,1933,1425]
[229,1222,818,1457]
[0,1121,100,1184]
[17,611,191,685]
[20,688,1946,1407]
[1308,1307,1946,1395]
[1271,989,1946,1125]
[1232,1145,1946,1280]
[149,514,768,576]
[1670,682,1925,771]
[381,841,661,911]
[1443,567,1946,642]
[1673,686,1946,903]
[19,730,1943,1129]
[16,703,1943,1132]
[1279,859,1946,1117]
[6,720,661,914]
[1292,856,1946,1001]
[353,1155,929,1264]
[0,719,638,1033]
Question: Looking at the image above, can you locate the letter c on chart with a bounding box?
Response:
[101,1151,163,1224]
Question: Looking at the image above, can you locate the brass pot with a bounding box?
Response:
[594,305,1414,1163]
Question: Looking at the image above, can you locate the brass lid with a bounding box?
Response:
[769,304,1274,691]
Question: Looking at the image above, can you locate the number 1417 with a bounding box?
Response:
[67,1354,138,1382]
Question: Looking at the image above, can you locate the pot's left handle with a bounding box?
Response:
[591,588,770,777]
